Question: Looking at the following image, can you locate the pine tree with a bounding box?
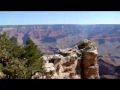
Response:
[0,33,43,79]
[24,37,43,78]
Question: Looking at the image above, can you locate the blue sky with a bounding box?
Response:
[0,11,120,25]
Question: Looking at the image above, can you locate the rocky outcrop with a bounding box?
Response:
[31,39,100,79]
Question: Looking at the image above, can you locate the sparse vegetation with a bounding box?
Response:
[77,39,94,49]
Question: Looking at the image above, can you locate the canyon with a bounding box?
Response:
[0,24,120,79]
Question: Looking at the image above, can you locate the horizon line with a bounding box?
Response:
[1,24,120,26]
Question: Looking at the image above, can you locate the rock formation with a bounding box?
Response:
[31,39,100,79]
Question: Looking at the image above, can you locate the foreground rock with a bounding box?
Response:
[31,39,100,79]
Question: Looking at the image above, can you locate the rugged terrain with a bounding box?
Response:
[31,40,100,79]
[0,24,120,79]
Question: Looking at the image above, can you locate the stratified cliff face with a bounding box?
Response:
[31,39,100,79]
[0,25,120,56]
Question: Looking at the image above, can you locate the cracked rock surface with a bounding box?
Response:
[31,39,100,79]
